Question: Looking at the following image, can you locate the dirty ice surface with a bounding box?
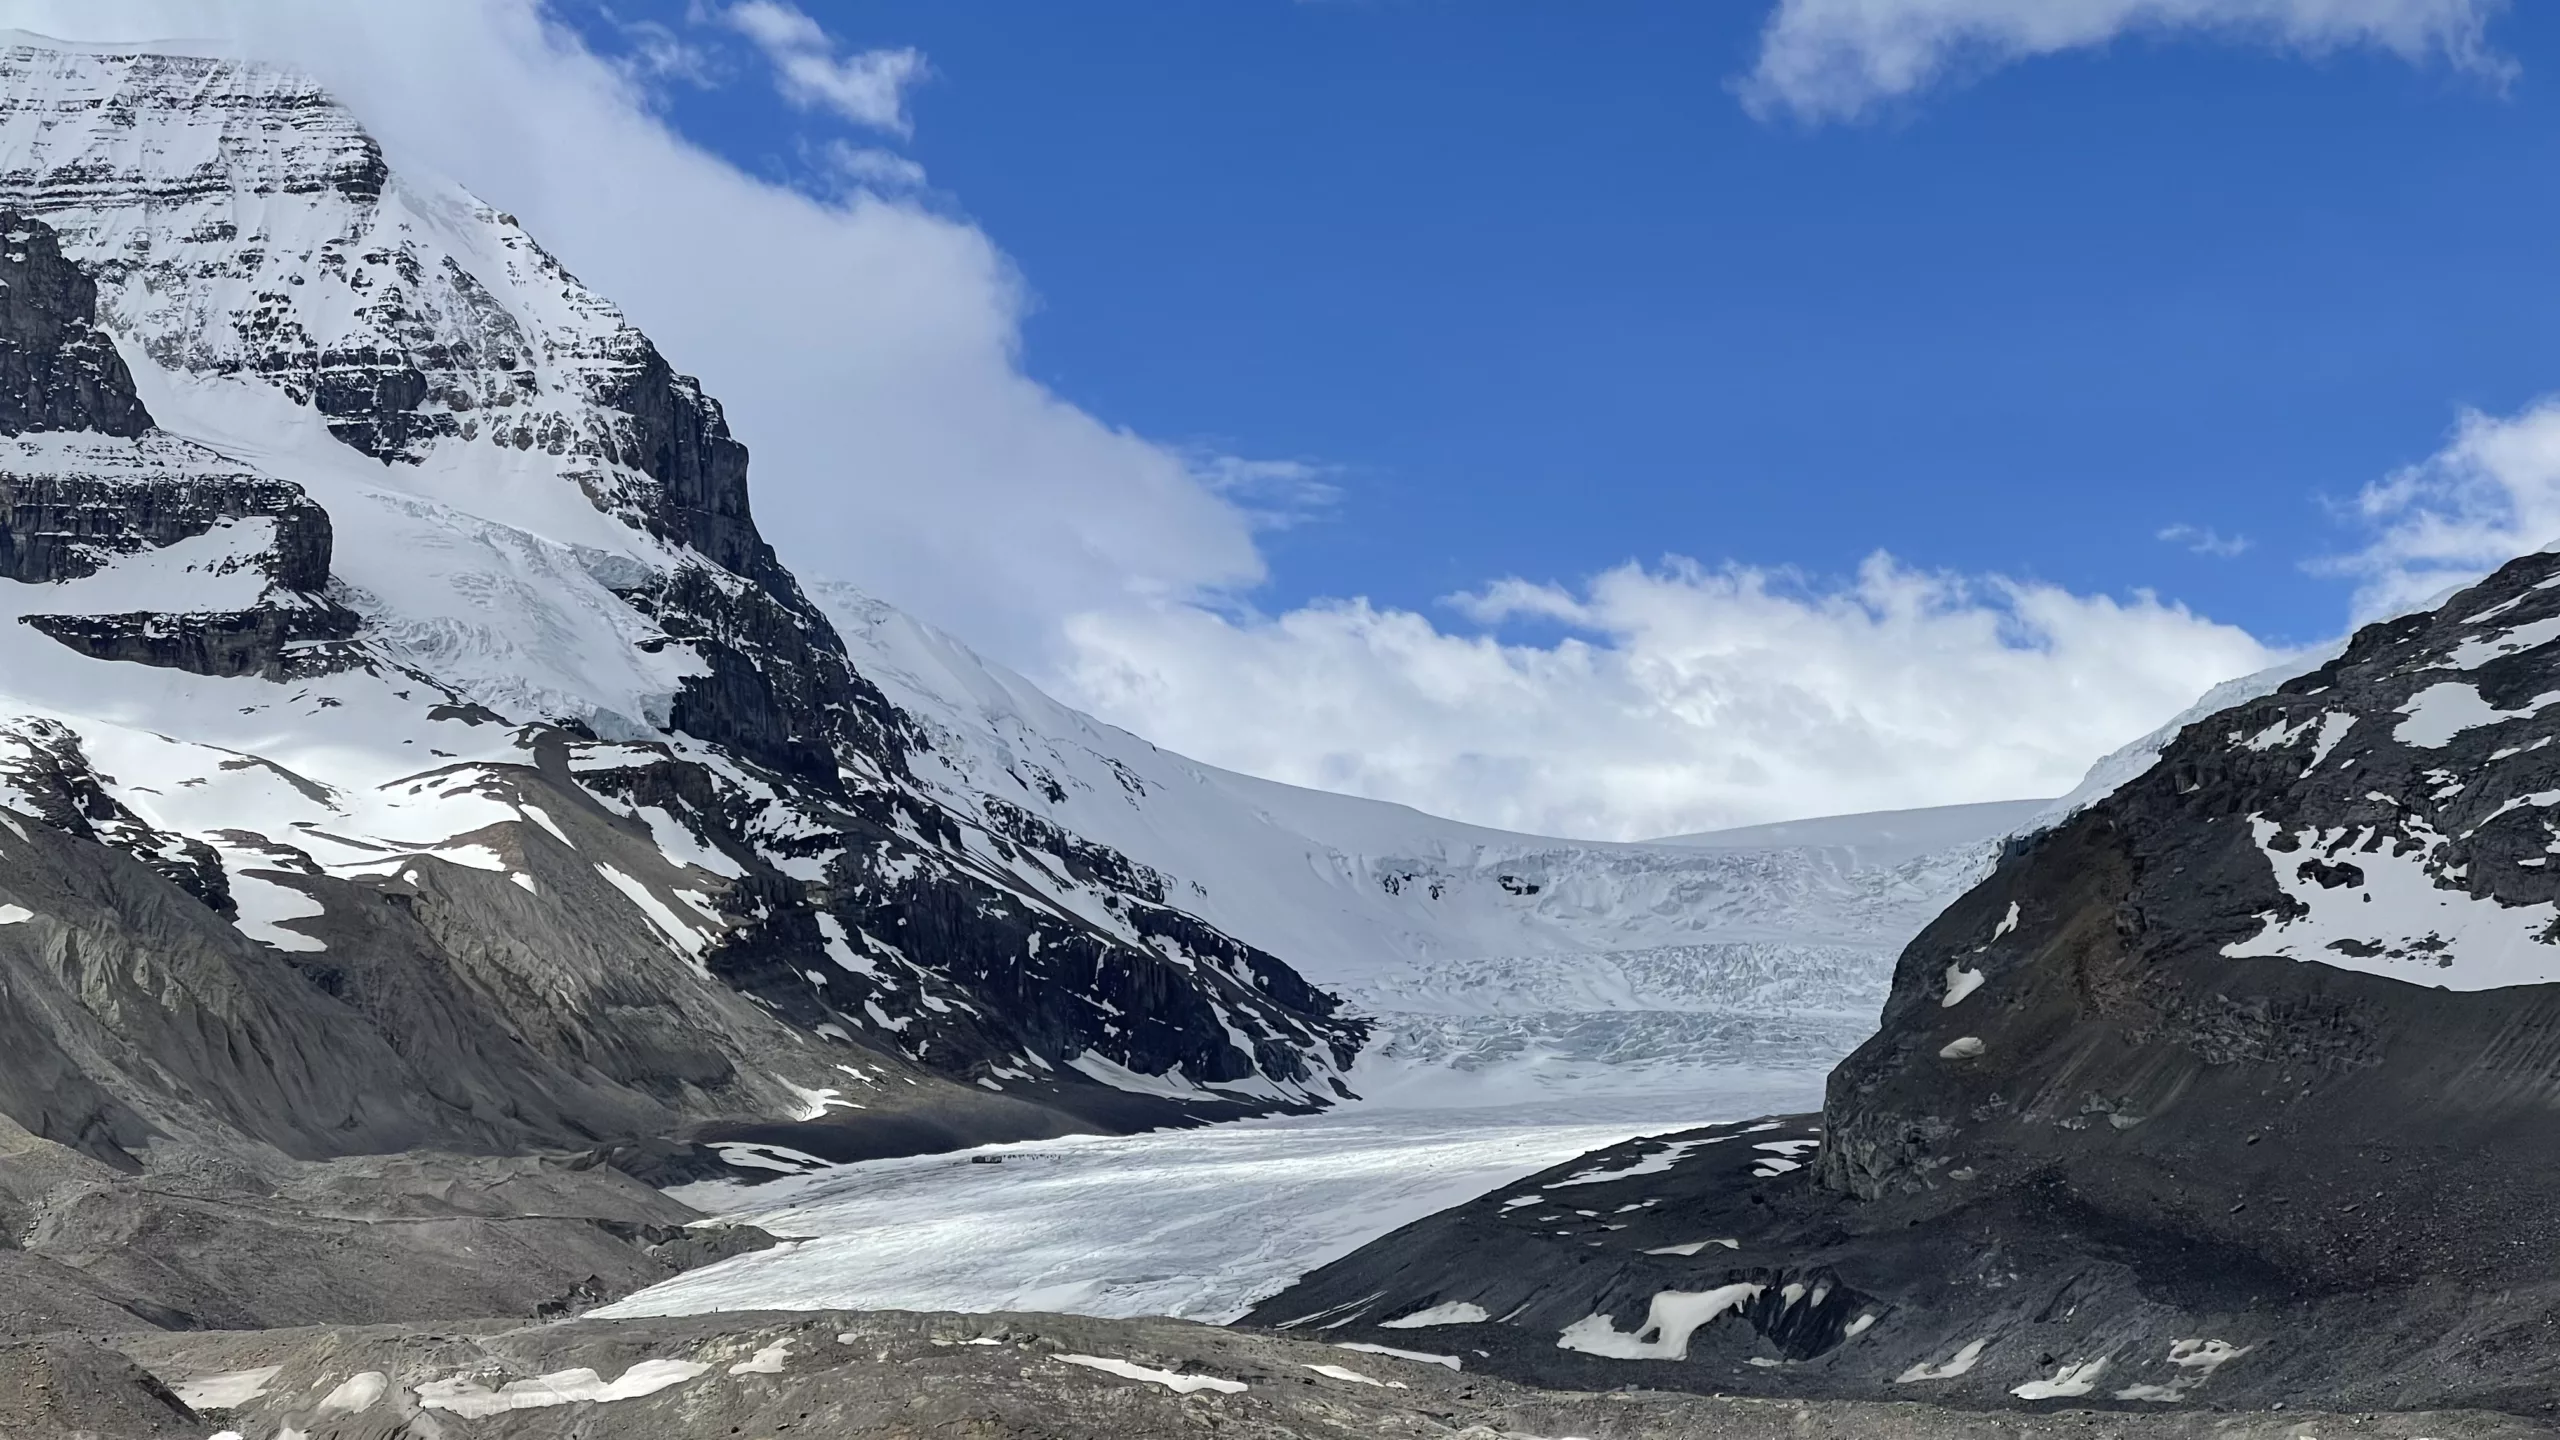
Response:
[597,1071,1819,1325]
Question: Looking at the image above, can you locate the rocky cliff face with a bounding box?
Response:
[0,207,147,440]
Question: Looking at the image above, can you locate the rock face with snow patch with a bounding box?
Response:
[1821,547,2560,1228]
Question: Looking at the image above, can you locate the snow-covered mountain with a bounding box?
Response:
[0,35,2035,1187]
[814,579,2040,1096]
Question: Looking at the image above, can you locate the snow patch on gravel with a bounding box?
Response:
[1379,1301,1487,1328]
[1055,1355,1245,1394]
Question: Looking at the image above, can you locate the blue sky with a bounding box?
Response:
[567,0,2553,653]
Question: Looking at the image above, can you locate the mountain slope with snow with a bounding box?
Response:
[0,35,1362,1161]
[0,33,2033,1198]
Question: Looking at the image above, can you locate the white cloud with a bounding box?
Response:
[1741,0,2510,123]
[2158,522,2252,557]
[1,0,2293,839]
[1193,455,1342,530]
[721,0,925,134]
[606,15,720,91]
[1056,555,2278,839]
[2326,398,2560,620]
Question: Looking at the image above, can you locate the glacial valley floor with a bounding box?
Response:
[26,1307,2547,1440]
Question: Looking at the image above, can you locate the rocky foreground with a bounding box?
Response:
[0,1307,2534,1440]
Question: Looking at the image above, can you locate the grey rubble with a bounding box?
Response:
[11,1309,2537,1440]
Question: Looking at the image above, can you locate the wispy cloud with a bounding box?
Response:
[2322,398,2560,620]
[722,0,928,134]
[1739,0,2511,124]
[817,139,927,193]
[607,15,724,92]
[1193,455,1343,531]
[2158,523,2251,558]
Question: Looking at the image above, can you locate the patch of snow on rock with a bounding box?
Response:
[1941,963,1984,1007]
[415,1359,709,1416]
[171,1366,281,1410]
[2394,681,2553,748]
[1302,1362,1404,1387]
[1054,1355,1246,1395]
[2226,816,2560,988]
[1896,1339,1987,1383]
[2013,1357,2109,1400]
[315,1373,388,1416]
[1555,1283,1762,1360]
[1334,1342,1461,1371]
[1378,1301,1487,1328]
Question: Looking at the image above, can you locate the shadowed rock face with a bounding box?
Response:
[0,469,332,588]
[1820,547,2560,1281]
[23,604,362,680]
[0,208,149,439]
[1257,552,2560,1418]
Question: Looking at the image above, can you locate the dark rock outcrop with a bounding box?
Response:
[0,209,150,437]
[0,464,332,586]
[25,601,360,680]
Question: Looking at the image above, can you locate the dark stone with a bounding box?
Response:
[0,469,333,586]
[602,344,766,582]
[642,564,901,793]
[21,602,361,681]
[0,212,150,437]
